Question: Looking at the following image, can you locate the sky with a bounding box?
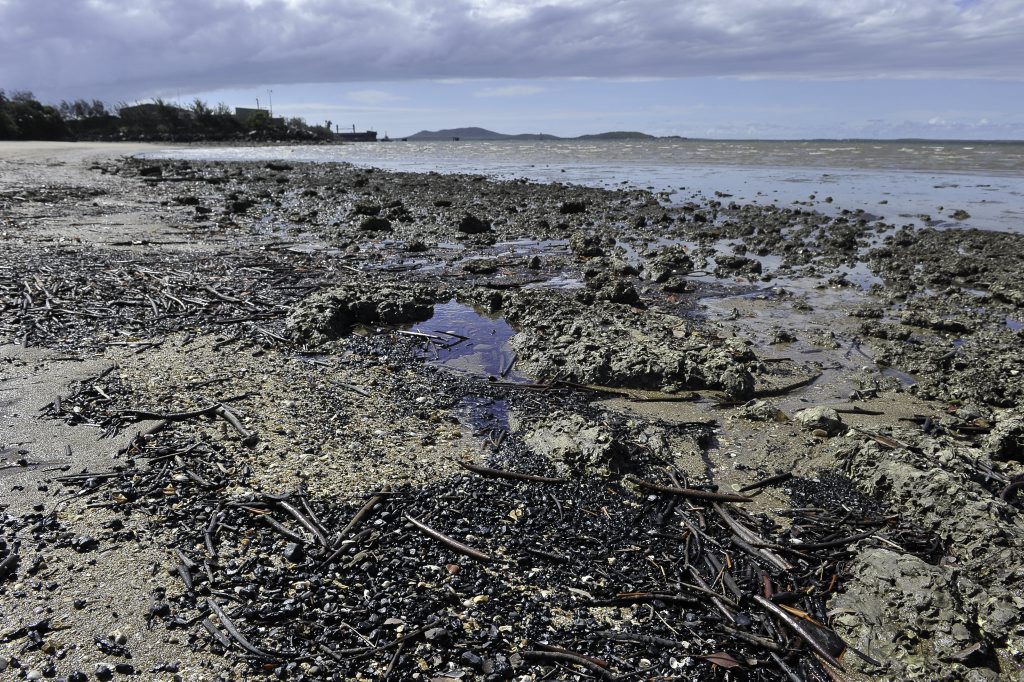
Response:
[1,0,1023,139]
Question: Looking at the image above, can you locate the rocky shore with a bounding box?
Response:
[1,142,1023,681]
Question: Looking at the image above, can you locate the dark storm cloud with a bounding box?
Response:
[2,0,1022,100]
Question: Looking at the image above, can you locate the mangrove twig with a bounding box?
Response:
[630,477,752,503]
[404,514,492,563]
[521,649,618,681]
[753,595,845,672]
[457,460,566,484]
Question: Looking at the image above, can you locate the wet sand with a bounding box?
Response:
[2,141,1023,680]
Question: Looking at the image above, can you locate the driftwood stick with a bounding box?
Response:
[457,460,566,484]
[714,504,793,571]
[343,494,386,536]
[206,598,283,662]
[716,623,787,654]
[794,530,877,550]
[404,514,491,563]
[751,372,823,398]
[524,547,569,563]
[120,404,219,421]
[316,494,387,571]
[348,624,433,660]
[274,499,329,547]
[213,405,258,447]
[119,402,257,446]
[521,650,619,681]
[202,617,235,651]
[753,595,846,672]
[298,495,330,540]
[248,511,307,544]
[536,643,608,669]
[738,472,793,493]
[588,592,700,608]
[630,477,752,503]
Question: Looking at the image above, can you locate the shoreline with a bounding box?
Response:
[135,140,1024,235]
[2,142,1023,680]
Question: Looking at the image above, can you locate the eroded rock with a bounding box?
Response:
[986,408,1024,462]
[738,399,787,422]
[287,283,440,344]
[524,412,623,475]
[501,289,757,397]
[831,548,994,680]
[795,406,845,436]
[832,434,1024,660]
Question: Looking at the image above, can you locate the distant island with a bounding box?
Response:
[403,127,678,141]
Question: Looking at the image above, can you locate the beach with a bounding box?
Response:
[2,140,1023,680]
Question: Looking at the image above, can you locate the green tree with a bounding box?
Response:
[190,98,213,119]
[0,91,67,140]
[246,109,271,130]
[0,90,19,138]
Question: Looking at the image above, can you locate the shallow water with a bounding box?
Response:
[408,300,519,379]
[141,139,1024,234]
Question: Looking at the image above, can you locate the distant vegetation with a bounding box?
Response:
[405,127,664,141]
[1,90,669,143]
[0,90,334,142]
[575,131,656,140]
[0,90,67,140]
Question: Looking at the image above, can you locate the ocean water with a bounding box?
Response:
[141,139,1024,233]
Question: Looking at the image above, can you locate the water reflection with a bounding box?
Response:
[408,300,522,380]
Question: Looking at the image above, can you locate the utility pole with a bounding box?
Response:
[267,89,273,118]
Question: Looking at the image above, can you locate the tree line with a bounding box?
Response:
[0,90,335,142]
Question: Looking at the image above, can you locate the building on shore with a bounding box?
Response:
[233,107,285,127]
[335,129,377,142]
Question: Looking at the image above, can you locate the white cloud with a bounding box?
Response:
[475,85,544,97]
[1,0,1022,102]
[346,89,404,104]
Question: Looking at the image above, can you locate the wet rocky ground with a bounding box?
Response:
[1,144,1023,680]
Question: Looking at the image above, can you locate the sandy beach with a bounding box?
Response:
[2,141,1023,681]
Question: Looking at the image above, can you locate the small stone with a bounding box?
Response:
[26,670,43,680]
[458,213,491,234]
[794,406,846,436]
[283,543,304,563]
[569,231,604,257]
[72,535,97,553]
[423,627,450,643]
[461,651,484,669]
[738,399,787,422]
[359,216,391,231]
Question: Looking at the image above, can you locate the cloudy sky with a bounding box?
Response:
[2,0,1022,138]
